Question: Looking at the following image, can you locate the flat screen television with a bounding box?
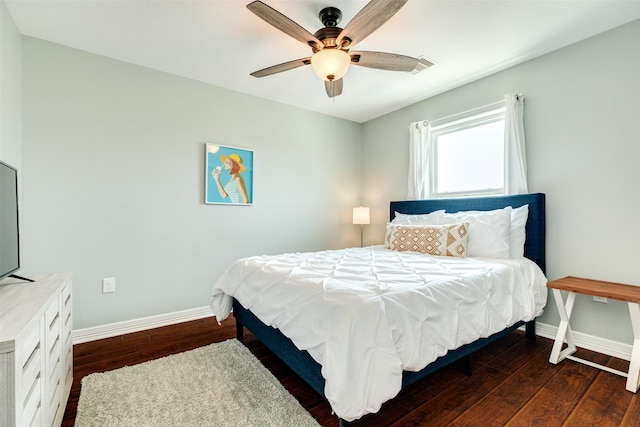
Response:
[0,160,24,281]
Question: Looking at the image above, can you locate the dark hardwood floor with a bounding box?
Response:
[63,316,640,426]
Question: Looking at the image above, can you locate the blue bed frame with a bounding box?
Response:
[233,193,546,425]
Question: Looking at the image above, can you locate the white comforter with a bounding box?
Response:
[210,246,547,421]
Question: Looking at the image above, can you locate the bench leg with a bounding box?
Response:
[626,302,640,392]
[549,289,577,364]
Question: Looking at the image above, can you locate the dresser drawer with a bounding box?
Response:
[20,339,41,402]
[22,372,41,427]
[47,370,61,410]
[62,284,73,355]
[44,298,61,332]
[17,320,41,369]
[17,319,44,425]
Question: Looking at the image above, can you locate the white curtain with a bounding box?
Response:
[504,93,529,194]
[407,121,431,199]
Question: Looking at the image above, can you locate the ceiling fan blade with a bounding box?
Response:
[350,51,434,72]
[336,0,407,48]
[247,1,322,49]
[325,78,343,98]
[250,57,311,78]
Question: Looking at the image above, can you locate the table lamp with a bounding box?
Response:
[352,206,370,247]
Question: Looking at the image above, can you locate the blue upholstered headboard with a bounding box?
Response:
[389,193,546,273]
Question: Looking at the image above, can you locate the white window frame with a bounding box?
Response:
[429,104,506,199]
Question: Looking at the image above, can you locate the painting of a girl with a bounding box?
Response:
[205,144,253,205]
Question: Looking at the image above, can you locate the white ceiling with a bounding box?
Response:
[6,0,640,123]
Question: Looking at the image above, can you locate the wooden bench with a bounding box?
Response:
[547,276,640,392]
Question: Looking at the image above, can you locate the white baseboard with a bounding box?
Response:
[536,321,632,361]
[72,306,214,344]
[72,310,633,362]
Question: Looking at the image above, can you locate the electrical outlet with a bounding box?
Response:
[593,295,608,303]
[102,277,116,293]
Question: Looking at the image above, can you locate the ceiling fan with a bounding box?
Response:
[247,0,433,98]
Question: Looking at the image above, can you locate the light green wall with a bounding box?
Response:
[20,37,362,329]
[0,0,21,167]
[362,19,640,344]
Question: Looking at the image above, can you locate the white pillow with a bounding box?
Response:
[436,207,512,259]
[386,210,444,247]
[510,204,529,258]
[390,205,527,259]
[391,210,445,225]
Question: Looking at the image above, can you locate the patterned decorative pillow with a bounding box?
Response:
[386,222,469,257]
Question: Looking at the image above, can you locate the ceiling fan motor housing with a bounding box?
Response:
[313,27,342,50]
[312,7,352,51]
[319,7,341,27]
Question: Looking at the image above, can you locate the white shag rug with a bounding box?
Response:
[75,339,320,427]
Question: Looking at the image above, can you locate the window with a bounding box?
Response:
[430,106,506,198]
[408,94,526,200]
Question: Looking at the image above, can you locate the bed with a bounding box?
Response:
[210,193,547,425]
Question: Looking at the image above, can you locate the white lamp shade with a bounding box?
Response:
[311,49,351,81]
[353,206,370,225]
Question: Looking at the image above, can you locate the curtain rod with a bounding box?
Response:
[429,99,504,127]
[409,94,523,129]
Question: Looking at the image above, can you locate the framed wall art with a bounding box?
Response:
[205,143,254,205]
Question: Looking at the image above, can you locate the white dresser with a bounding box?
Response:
[0,273,73,427]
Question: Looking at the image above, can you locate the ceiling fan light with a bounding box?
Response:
[311,49,350,81]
